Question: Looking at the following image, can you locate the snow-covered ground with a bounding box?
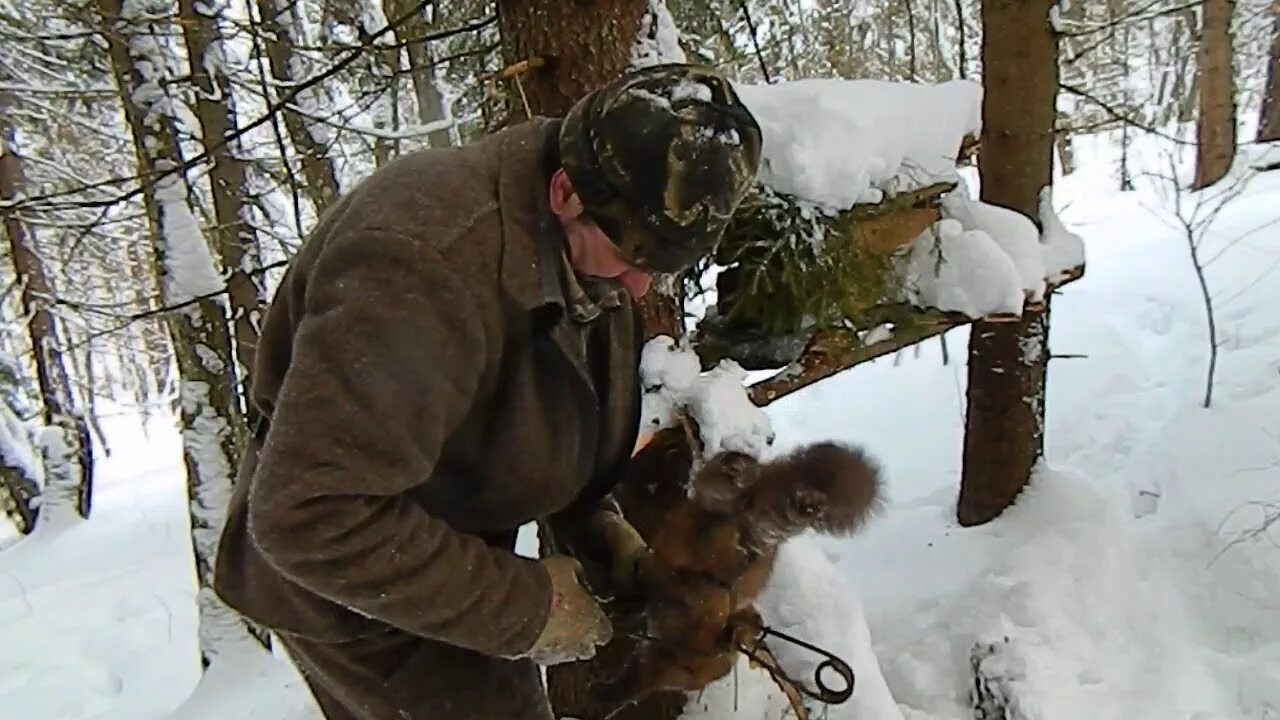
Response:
[2,131,1279,719]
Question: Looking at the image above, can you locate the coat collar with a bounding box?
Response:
[495,118,627,327]
[494,118,607,392]
[495,117,568,319]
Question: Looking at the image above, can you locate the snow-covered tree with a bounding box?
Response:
[95,0,261,664]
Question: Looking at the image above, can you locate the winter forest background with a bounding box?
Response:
[2,0,1280,718]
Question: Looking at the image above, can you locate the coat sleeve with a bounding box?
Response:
[246,228,552,659]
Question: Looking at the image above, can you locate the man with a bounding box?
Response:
[212,63,763,719]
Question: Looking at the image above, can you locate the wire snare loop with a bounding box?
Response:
[739,625,856,706]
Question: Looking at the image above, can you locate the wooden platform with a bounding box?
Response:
[746,264,1085,406]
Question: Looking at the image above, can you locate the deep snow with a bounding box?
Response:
[2,132,1279,720]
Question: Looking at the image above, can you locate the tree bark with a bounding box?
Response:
[497,0,649,118]
[1258,5,1280,142]
[386,0,457,148]
[254,0,342,211]
[2,96,94,524]
[957,0,1058,528]
[97,0,265,663]
[1193,0,1237,189]
[1,107,66,424]
[177,0,267,425]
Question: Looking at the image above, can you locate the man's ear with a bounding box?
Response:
[548,167,585,219]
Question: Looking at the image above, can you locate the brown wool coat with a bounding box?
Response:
[212,118,642,719]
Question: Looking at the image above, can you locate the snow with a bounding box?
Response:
[0,401,41,488]
[899,218,1026,318]
[155,171,225,305]
[734,79,983,210]
[901,179,1091,317]
[3,131,1280,720]
[31,421,82,533]
[941,181,1049,302]
[638,336,774,457]
[671,78,713,103]
[631,0,688,69]
[1038,186,1087,281]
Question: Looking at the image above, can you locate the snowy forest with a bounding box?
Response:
[2,0,1280,718]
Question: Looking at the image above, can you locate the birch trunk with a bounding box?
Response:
[96,0,264,664]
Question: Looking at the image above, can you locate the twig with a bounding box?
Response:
[2,10,497,214]
[953,0,967,78]
[1059,82,1196,146]
[737,0,773,83]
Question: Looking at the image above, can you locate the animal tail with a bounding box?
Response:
[758,441,885,537]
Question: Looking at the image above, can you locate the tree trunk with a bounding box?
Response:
[957,0,1058,528]
[254,0,342,212]
[1193,0,1237,190]
[177,0,267,426]
[386,0,457,148]
[497,0,649,118]
[1258,6,1280,142]
[97,0,266,664]
[1,96,94,525]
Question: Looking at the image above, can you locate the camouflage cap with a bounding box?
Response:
[559,63,763,274]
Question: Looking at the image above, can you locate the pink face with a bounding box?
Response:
[548,168,653,299]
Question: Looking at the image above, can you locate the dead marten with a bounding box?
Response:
[594,425,884,709]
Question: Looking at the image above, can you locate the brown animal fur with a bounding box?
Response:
[594,426,884,710]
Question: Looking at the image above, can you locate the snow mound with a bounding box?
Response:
[942,188,1048,302]
[639,336,774,457]
[734,79,983,210]
[0,401,42,489]
[900,219,1025,318]
[843,466,1280,720]
[164,647,319,720]
[1038,186,1086,281]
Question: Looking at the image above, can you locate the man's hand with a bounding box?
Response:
[523,555,613,666]
[601,514,653,595]
[587,504,654,596]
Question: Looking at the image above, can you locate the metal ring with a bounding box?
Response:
[757,626,856,705]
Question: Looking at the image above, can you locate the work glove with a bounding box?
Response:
[524,555,613,666]
[588,503,653,596]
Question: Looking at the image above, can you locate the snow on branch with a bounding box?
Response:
[640,336,774,457]
[154,169,224,306]
[734,78,984,210]
[897,182,1087,320]
[3,10,496,215]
